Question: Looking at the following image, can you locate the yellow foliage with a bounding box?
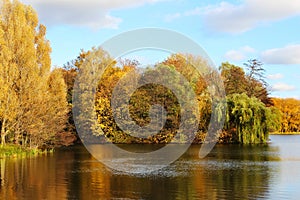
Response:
[272,98,300,132]
[0,0,68,148]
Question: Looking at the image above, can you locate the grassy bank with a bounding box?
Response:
[0,144,51,158]
[270,132,300,135]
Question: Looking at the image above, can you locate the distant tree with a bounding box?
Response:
[72,50,279,145]
[73,47,117,143]
[75,52,212,144]
[163,54,221,141]
[61,50,92,135]
[220,62,248,95]
[244,59,266,84]
[162,53,208,94]
[272,98,300,132]
[244,59,272,106]
[220,60,272,106]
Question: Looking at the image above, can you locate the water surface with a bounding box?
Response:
[1,135,300,199]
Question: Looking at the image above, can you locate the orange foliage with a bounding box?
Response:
[272,98,300,132]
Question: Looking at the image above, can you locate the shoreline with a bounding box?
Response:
[270,132,300,135]
[0,144,52,158]
[2,133,298,158]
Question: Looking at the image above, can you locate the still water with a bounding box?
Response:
[1,135,300,200]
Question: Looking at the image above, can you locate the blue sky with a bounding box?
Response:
[21,0,300,99]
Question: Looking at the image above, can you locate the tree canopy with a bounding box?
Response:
[0,0,68,148]
[272,98,300,133]
[70,47,281,144]
[0,0,296,149]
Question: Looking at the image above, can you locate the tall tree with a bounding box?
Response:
[220,62,248,95]
[244,59,272,106]
[0,0,67,148]
[220,60,272,106]
[61,50,91,135]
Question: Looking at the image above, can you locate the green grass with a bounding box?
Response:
[0,144,49,158]
[270,132,300,135]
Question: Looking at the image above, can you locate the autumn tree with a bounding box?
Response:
[219,61,279,142]
[61,50,92,136]
[220,60,272,106]
[162,53,209,95]
[163,53,223,142]
[0,0,68,148]
[220,62,248,95]
[272,98,300,132]
[73,47,117,143]
[71,49,278,144]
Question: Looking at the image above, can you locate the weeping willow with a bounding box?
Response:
[225,93,280,144]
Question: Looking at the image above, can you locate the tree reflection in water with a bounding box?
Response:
[0,144,280,200]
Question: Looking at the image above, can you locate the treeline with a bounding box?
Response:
[63,55,299,143]
[0,1,298,150]
[272,98,300,133]
[64,48,281,144]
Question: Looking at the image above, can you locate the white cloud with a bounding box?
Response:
[272,83,296,91]
[224,50,245,61]
[261,44,300,64]
[184,7,203,17]
[241,46,256,53]
[165,7,203,22]
[267,73,284,80]
[165,6,215,22]
[290,95,300,100]
[203,0,300,33]
[21,0,164,29]
[165,13,181,22]
[224,45,255,61]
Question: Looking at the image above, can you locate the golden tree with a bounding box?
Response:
[0,0,67,148]
[272,98,300,133]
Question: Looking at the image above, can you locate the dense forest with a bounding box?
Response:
[0,0,299,150]
[67,50,280,144]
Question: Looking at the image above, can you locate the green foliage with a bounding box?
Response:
[0,144,48,157]
[225,94,280,144]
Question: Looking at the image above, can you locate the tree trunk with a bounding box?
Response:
[1,135,5,146]
[1,119,6,146]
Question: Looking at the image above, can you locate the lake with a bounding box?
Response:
[1,135,300,199]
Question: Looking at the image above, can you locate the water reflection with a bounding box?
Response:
[0,141,283,200]
[0,152,71,199]
[189,145,280,199]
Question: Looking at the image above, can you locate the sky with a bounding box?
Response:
[21,0,300,99]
